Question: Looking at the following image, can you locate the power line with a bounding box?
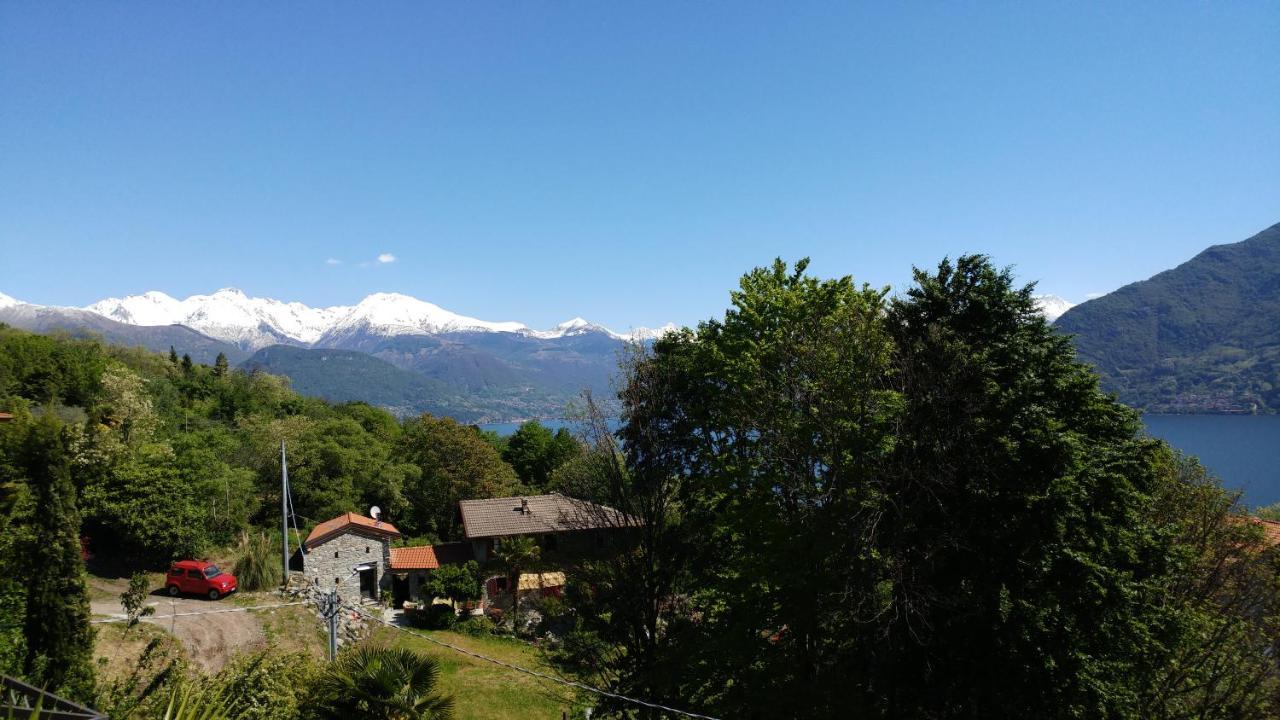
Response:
[91,600,309,624]
[347,603,722,720]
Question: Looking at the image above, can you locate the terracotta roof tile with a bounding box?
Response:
[304,512,401,550]
[458,493,631,540]
[389,542,473,570]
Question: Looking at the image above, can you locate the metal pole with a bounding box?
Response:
[327,590,339,661]
[281,441,290,589]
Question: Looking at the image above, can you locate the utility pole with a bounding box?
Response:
[281,441,290,590]
[319,589,340,661]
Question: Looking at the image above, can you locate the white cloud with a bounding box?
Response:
[325,258,342,266]
[377,253,396,264]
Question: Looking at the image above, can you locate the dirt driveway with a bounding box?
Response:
[91,589,267,673]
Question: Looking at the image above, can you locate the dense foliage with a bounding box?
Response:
[1058,221,1280,413]
[0,322,535,706]
[560,257,1280,719]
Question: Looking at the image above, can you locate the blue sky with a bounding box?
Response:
[1,3,1276,330]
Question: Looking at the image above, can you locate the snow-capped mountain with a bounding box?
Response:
[1034,294,1075,323]
[75,288,671,350]
[86,288,351,349]
[0,292,21,310]
[625,323,679,341]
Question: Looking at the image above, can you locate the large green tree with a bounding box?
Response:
[587,256,1275,720]
[868,256,1173,718]
[397,415,521,538]
[15,415,96,700]
[501,420,581,490]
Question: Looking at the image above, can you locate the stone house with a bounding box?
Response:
[302,493,632,608]
[301,512,401,606]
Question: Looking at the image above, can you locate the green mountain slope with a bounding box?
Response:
[1057,222,1280,413]
[239,345,490,422]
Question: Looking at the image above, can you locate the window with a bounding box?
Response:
[186,570,201,579]
[169,568,183,576]
[365,546,370,554]
[334,551,339,558]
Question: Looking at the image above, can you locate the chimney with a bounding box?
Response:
[521,498,530,515]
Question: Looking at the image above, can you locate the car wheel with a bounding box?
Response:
[208,589,220,601]
[167,585,180,597]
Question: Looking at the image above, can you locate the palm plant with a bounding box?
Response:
[314,646,454,720]
[495,536,540,610]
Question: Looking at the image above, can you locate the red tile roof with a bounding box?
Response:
[304,512,402,550]
[0,412,13,423]
[389,542,473,570]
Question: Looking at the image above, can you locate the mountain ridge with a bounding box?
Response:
[68,288,674,350]
[1057,221,1280,413]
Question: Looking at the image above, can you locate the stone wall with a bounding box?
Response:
[302,529,391,607]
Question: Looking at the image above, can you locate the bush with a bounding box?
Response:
[455,615,495,637]
[408,603,458,630]
[232,531,282,592]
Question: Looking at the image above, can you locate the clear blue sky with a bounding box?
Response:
[1,2,1276,330]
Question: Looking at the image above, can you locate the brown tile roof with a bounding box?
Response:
[458,493,631,540]
[0,412,12,423]
[304,512,402,550]
[389,542,473,570]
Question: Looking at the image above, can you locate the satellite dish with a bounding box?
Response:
[369,505,381,520]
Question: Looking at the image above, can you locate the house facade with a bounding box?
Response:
[301,512,401,606]
[302,493,631,607]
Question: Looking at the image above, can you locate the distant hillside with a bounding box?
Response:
[239,345,488,422]
[0,304,245,365]
[1057,222,1280,413]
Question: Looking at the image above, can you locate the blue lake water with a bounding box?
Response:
[1142,415,1280,508]
[478,419,604,436]
[484,415,1280,508]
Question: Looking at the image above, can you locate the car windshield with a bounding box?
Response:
[203,566,222,579]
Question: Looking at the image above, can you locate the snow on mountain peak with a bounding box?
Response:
[336,293,528,336]
[0,291,21,309]
[75,288,669,349]
[624,322,680,341]
[1034,294,1075,323]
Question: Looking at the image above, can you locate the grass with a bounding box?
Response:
[92,621,186,685]
[373,626,587,720]
[256,602,329,661]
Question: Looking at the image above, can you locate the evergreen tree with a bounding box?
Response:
[17,415,95,700]
[168,346,178,365]
[502,421,581,489]
[180,353,194,375]
[213,352,229,378]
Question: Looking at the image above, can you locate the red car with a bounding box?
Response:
[166,560,237,600]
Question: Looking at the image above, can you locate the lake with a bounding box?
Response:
[1142,415,1280,509]
[484,415,1280,508]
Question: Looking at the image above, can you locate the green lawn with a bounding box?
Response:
[374,626,587,720]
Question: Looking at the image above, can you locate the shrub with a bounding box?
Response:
[232,531,281,592]
[455,615,495,637]
[408,604,458,630]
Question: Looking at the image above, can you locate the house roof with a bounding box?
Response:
[458,493,631,539]
[389,542,473,570]
[0,412,13,423]
[304,512,402,550]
